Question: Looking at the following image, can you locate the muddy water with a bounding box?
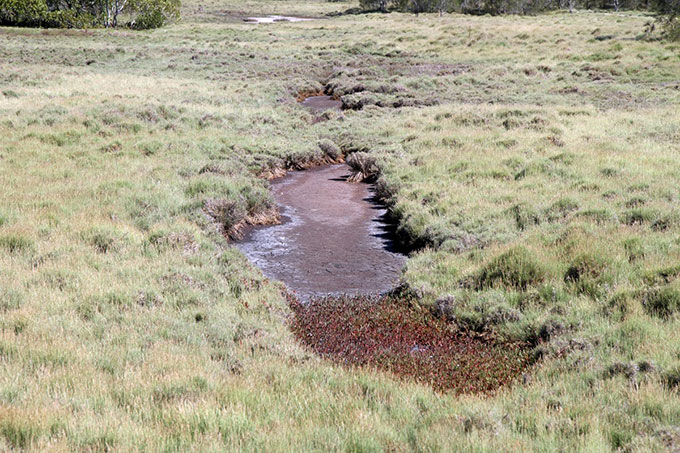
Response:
[236,165,406,300]
[300,95,342,112]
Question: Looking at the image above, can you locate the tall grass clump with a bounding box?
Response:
[0,235,33,254]
[476,247,545,291]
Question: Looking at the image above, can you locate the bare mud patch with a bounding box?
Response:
[235,164,405,300]
[300,95,342,113]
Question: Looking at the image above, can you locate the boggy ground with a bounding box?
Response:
[1,0,680,451]
[290,293,534,394]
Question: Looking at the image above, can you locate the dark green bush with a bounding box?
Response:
[359,0,390,12]
[0,0,179,29]
[0,0,47,26]
[130,0,180,30]
[358,0,672,15]
[43,8,93,28]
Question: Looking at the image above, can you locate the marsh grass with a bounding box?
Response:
[0,1,679,451]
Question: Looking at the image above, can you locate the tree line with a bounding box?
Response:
[362,0,678,38]
[364,0,672,14]
[0,0,180,29]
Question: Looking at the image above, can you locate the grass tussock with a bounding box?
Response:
[476,246,545,291]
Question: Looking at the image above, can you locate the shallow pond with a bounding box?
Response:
[244,16,314,24]
[236,165,406,300]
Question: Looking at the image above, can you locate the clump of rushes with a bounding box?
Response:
[289,294,533,394]
[346,152,380,182]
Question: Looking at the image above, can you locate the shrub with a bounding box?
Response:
[43,8,93,28]
[652,0,680,40]
[0,0,179,29]
[130,0,180,30]
[359,0,390,12]
[476,247,545,291]
[0,0,47,27]
[359,0,673,15]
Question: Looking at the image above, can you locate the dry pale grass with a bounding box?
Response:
[0,1,679,451]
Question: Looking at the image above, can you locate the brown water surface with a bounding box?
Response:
[236,165,405,300]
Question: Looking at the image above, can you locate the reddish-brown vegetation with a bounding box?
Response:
[289,294,534,394]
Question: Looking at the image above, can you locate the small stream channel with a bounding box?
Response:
[235,164,406,300]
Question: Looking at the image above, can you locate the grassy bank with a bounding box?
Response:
[1,1,679,450]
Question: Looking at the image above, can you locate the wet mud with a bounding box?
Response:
[236,164,406,300]
[300,95,342,112]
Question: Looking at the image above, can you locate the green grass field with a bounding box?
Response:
[1,1,679,450]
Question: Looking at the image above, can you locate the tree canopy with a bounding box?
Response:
[0,0,180,29]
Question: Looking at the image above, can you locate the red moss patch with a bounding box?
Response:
[290,294,533,394]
